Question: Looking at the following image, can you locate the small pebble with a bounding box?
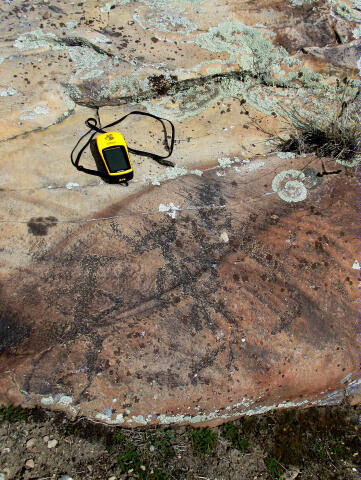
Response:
[25,459,35,469]
[59,476,74,480]
[108,477,116,480]
[220,231,229,243]
[26,439,36,449]
[149,445,155,452]
[47,439,58,449]
[0,473,6,480]
[140,465,146,471]
[43,435,49,443]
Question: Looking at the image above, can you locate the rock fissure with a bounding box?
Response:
[0,108,77,144]
[54,36,114,57]
[70,66,334,109]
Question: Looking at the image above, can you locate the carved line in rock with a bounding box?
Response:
[0,106,77,145]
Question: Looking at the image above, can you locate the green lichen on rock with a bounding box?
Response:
[134,5,197,34]
[14,29,57,50]
[289,0,315,5]
[329,0,361,22]
[194,22,277,72]
[101,75,140,100]
[100,0,206,14]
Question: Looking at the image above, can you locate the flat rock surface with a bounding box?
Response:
[0,0,360,426]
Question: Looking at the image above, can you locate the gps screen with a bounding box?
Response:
[103,146,130,173]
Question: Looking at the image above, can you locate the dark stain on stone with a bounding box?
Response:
[303,168,323,190]
[27,216,57,236]
[147,74,178,96]
[48,5,64,14]
[0,306,31,354]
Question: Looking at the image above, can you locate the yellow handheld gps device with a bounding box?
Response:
[96,132,133,183]
[71,111,175,185]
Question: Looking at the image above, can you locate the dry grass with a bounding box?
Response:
[273,86,360,166]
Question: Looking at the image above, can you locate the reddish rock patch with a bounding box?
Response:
[0,156,359,426]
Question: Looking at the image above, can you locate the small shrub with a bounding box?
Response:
[273,84,360,166]
[151,469,169,479]
[112,432,126,444]
[221,423,250,452]
[117,441,143,472]
[330,442,343,459]
[265,456,284,479]
[151,429,176,459]
[66,424,81,437]
[0,405,28,424]
[191,427,217,455]
[312,441,327,460]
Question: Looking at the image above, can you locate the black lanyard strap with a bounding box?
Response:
[71,111,175,179]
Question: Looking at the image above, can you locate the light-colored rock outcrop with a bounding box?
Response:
[0,0,360,425]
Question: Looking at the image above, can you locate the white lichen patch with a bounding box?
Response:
[248,160,265,171]
[144,165,202,186]
[218,157,233,168]
[100,0,205,14]
[69,47,105,80]
[272,169,307,202]
[155,398,312,426]
[19,104,50,121]
[352,25,361,39]
[0,87,18,97]
[56,395,73,406]
[336,155,360,167]
[159,202,181,219]
[289,0,315,5]
[66,182,80,190]
[134,5,197,34]
[329,0,361,23]
[345,378,361,397]
[40,394,75,414]
[34,105,49,115]
[14,29,57,50]
[314,389,344,406]
[195,22,277,67]
[277,152,296,159]
[19,112,35,121]
[99,0,131,13]
[96,411,125,424]
[65,21,79,30]
[131,414,153,425]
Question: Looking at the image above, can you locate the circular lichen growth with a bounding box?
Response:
[272,169,308,203]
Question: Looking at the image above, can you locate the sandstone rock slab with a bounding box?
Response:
[0,0,360,426]
[0,153,359,426]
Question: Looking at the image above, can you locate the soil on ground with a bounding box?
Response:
[0,403,359,480]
